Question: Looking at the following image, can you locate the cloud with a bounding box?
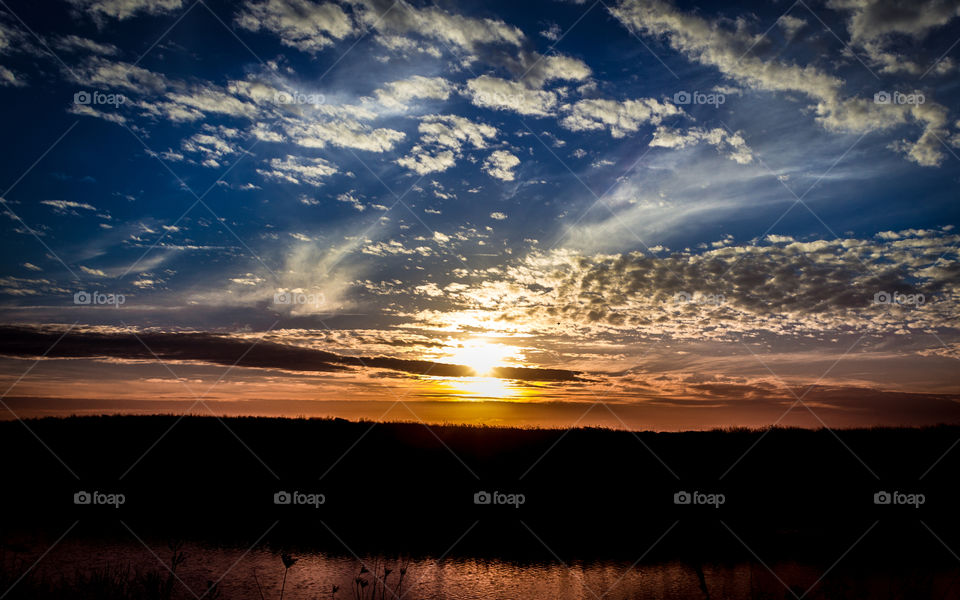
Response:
[397,114,497,175]
[0,325,582,381]
[40,200,97,213]
[560,97,684,137]
[79,265,108,277]
[237,0,355,52]
[180,125,242,168]
[649,126,754,163]
[828,0,960,74]
[0,65,23,87]
[417,230,960,341]
[71,57,168,94]
[257,155,338,186]
[56,35,119,55]
[396,148,457,175]
[777,14,806,39]
[283,115,406,152]
[350,0,524,59]
[610,0,954,166]
[66,0,183,20]
[465,75,558,116]
[417,114,497,150]
[374,75,454,109]
[521,52,592,85]
[482,150,521,181]
[490,211,507,220]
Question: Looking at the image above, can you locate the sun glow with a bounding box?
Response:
[424,375,537,402]
[446,340,521,375]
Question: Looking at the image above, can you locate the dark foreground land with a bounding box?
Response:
[1,416,960,598]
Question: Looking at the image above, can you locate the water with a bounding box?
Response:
[6,537,959,599]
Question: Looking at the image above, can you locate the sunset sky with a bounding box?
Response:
[0,0,958,429]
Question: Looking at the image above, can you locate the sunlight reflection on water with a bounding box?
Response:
[17,538,943,600]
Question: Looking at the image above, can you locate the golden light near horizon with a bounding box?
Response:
[446,339,520,376]
[422,374,536,402]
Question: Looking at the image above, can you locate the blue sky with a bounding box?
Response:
[0,0,958,428]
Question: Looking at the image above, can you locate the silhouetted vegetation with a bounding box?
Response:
[1,416,959,598]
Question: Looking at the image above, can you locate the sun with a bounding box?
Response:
[447,340,516,376]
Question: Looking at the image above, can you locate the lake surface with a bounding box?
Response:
[6,536,959,599]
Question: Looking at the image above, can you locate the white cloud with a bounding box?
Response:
[396,148,457,175]
[828,0,960,74]
[417,114,498,150]
[80,265,108,277]
[67,104,127,123]
[374,75,454,109]
[0,65,23,87]
[490,211,507,220]
[465,75,557,116]
[610,0,953,166]
[72,57,168,94]
[284,118,405,152]
[56,35,119,55]
[351,0,524,58]
[41,200,97,212]
[649,126,754,163]
[337,192,366,211]
[257,155,338,186]
[561,97,684,137]
[66,0,183,20]
[482,150,520,181]
[237,0,355,53]
[397,115,498,175]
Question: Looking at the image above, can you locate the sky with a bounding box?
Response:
[0,0,958,429]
